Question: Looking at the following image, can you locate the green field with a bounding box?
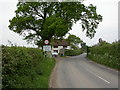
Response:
[88,41,119,70]
[2,45,55,88]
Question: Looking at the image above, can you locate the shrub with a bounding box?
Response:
[88,42,119,70]
[65,49,83,56]
[2,46,55,88]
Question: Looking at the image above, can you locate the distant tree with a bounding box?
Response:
[66,34,82,49]
[81,42,86,48]
[9,2,102,47]
[99,41,110,46]
[118,39,120,43]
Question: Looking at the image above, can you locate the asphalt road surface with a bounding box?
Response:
[54,53,118,88]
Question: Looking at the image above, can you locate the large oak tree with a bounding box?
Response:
[9,1,102,47]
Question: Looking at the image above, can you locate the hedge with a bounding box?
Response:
[88,42,119,70]
[65,49,83,56]
[2,45,55,88]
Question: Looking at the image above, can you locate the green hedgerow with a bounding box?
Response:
[65,49,83,56]
[88,42,119,70]
[2,46,55,88]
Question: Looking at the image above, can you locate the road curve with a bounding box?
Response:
[52,53,118,88]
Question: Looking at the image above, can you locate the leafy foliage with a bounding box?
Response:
[65,49,83,56]
[2,46,55,88]
[81,42,87,52]
[67,34,82,44]
[66,34,83,49]
[9,2,102,46]
[88,41,119,70]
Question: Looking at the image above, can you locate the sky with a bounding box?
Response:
[0,0,119,47]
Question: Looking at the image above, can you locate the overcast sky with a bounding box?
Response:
[0,0,119,47]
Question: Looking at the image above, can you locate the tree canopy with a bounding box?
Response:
[66,34,83,49]
[9,1,102,47]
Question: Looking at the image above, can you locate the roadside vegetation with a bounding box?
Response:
[87,41,119,70]
[2,45,55,88]
[65,49,83,56]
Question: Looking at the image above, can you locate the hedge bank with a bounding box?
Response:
[88,42,119,70]
[2,46,55,88]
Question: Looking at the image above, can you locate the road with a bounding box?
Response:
[52,53,118,88]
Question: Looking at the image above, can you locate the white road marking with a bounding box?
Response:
[97,76,110,84]
[86,69,110,84]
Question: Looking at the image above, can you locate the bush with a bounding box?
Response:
[2,46,55,88]
[65,49,83,56]
[88,42,119,70]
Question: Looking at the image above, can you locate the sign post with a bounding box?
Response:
[43,40,52,57]
[43,45,51,52]
[44,40,49,45]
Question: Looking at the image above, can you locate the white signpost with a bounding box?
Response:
[43,40,52,57]
[43,40,51,52]
[43,45,51,51]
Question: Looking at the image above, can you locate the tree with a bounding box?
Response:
[66,34,82,49]
[81,42,87,52]
[99,41,110,46]
[9,1,102,47]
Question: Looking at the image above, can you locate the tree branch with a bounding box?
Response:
[32,6,44,19]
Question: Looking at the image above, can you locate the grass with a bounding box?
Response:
[2,45,55,88]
